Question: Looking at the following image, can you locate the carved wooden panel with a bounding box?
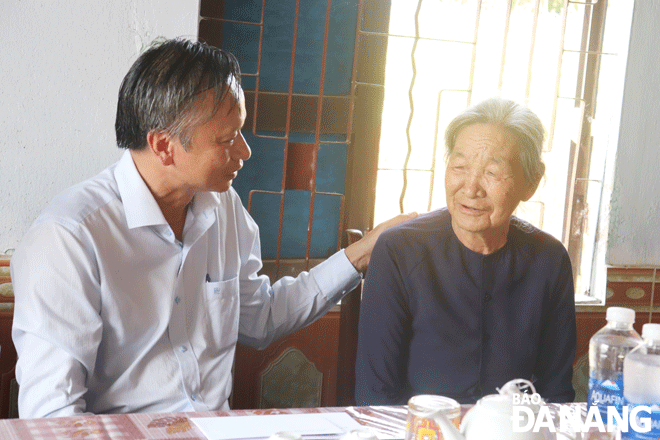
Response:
[260,347,322,408]
[231,311,340,409]
[0,312,17,418]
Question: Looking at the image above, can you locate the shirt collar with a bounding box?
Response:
[114,150,169,229]
[190,190,219,221]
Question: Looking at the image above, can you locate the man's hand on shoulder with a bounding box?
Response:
[344,212,418,274]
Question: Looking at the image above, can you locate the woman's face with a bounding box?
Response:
[445,123,536,246]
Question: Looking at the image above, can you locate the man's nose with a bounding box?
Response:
[232,131,251,162]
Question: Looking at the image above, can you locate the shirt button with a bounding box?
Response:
[483,334,491,343]
[484,294,492,302]
[175,296,181,305]
[180,346,187,353]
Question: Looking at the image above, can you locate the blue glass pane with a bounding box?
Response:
[324,0,359,95]
[221,0,262,22]
[232,132,285,208]
[220,22,261,79]
[316,141,347,194]
[248,190,341,259]
[281,191,313,258]
[310,192,342,257]
[221,0,358,95]
[248,191,279,259]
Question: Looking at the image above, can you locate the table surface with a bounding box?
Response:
[0,406,409,440]
[0,403,609,440]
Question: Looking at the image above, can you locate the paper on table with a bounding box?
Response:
[191,412,367,440]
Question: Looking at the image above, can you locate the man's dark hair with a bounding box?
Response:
[115,38,242,150]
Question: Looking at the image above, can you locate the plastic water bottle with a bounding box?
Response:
[588,307,642,422]
[622,323,660,439]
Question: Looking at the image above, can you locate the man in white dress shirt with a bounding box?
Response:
[10,38,414,418]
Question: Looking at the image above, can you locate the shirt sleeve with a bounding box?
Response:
[233,195,362,349]
[354,233,412,405]
[533,248,577,403]
[11,222,102,418]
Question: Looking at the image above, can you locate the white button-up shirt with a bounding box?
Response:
[11,151,361,418]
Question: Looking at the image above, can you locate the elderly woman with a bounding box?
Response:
[355,97,576,405]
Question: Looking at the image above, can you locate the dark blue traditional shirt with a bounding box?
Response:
[355,208,576,405]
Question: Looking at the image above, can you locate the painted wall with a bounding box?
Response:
[0,0,199,250]
[606,0,660,266]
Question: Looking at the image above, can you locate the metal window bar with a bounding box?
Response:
[524,0,542,100]
[400,0,423,213]
[497,0,513,92]
[362,0,483,214]
[561,0,611,282]
[396,0,483,213]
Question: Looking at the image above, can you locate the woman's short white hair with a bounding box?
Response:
[444,97,546,184]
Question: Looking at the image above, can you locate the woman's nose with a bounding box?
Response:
[463,171,485,197]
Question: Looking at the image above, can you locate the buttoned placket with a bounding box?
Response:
[166,205,216,411]
[477,253,494,398]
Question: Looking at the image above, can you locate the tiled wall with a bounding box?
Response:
[577,268,660,363]
[604,268,659,309]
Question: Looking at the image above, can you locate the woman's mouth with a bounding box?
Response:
[459,204,486,215]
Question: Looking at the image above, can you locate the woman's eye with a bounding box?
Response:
[486,167,504,178]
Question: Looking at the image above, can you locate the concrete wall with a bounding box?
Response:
[606,0,660,266]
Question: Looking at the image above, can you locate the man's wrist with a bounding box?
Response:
[344,241,369,274]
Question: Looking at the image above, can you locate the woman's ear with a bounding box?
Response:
[521,180,539,202]
[146,130,175,166]
[521,163,545,202]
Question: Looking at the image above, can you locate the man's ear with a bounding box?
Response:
[146,130,175,166]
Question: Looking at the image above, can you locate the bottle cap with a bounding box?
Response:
[606,307,635,324]
[641,323,660,341]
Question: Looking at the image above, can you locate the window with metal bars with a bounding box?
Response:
[368,0,633,303]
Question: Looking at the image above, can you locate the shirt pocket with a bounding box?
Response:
[205,276,238,300]
[203,276,240,351]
